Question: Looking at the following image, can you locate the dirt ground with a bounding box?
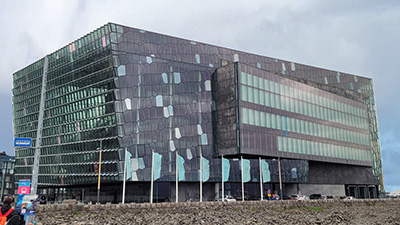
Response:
[35,199,400,225]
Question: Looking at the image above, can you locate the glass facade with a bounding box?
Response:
[0,154,16,196]
[12,23,384,197]
[108,24,306,184]
[238,64,371,165]
[14,25,119,185]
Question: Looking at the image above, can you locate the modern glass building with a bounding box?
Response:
[0,152,16,198]
[12,23,383,203]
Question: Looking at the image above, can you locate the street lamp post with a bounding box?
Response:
[278,156,283,199]
[273,157,283,200]
[96,141,102,204]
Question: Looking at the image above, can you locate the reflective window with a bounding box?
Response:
[146,56,153,64]
[195,54,201,64]
[200,134,208,145]
[254,89,259,104]
[249,109,254,125]
[255,110,260,126]
[155,95,163,107]
[174,72,181,84]
[162,73,168,83]
[124,98,131,110]
[205,80,211,91]
[117,65,126,76]
[242,108,249,124]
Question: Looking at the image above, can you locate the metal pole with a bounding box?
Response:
[176,151,178,203]
[200,149,202,202]
[82,189,85,204]
[150,150,154,203]
[278,156,283,200]
[122,147,127,204]
[31,56,48,196]
[241,156,244,201]
[259,157,263,201]
[221,155,224,202]
[96,141,102,204]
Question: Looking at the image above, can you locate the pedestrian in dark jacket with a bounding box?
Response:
[1,197,22,225]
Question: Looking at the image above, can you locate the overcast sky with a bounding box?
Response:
[0,0,399,192]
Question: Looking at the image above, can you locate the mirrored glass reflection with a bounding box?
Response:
[205,80,211,91]
[200,134,208,145]
[155,95,163,107]
[175,128,181,139]
[173,72,181,84]
[124,98,131,110]
[161,73,168,83]
[195,54,200,64]
[146,56,152,64]
[186,149,193,160]
[117,65,126,76]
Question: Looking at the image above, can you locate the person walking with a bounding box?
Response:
[0,197,23,225]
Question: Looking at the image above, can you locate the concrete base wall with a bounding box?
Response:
[170,183,217,202]
[308,161,376,185]
[286,184,298,196]
[298,184,345,196]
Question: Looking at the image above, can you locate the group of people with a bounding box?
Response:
[0,197,25,225]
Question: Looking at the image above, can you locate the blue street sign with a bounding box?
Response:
[14,138,32,147]
[18,179,31,194]
[18,179,31,187]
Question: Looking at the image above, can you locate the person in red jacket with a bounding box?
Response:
[0,197,23,225]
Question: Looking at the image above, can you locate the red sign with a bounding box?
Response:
[18,186,30,194]
[18,179,31,194]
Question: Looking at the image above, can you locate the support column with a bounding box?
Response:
[27,56,48,225]
[31,56,48,195]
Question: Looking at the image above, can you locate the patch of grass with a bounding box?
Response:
[72,211,78,215]
[251,207,257,211]
[233,207,237,211]
[81,212,88,216]
[270,207,277,211]
[368,202,375,206]
[284,206,298,210]
[306,206,323,211]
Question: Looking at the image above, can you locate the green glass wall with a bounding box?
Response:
[14,24,119,185]
[13,58,45,177]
